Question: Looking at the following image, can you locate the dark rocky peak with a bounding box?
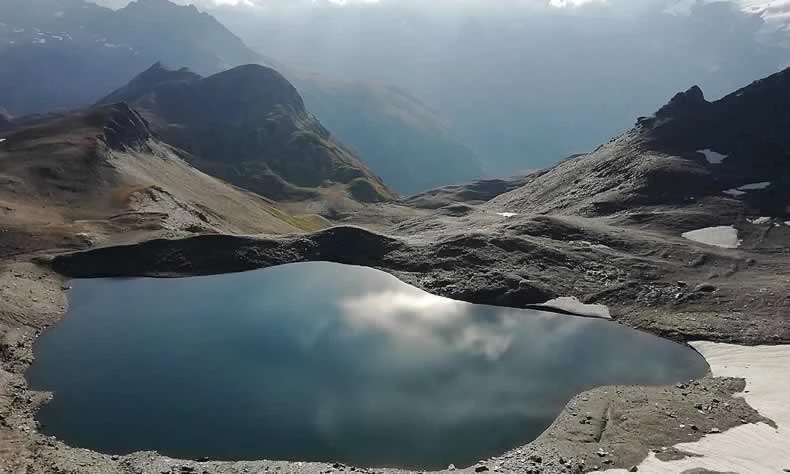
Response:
[110,0,263,76]
[95,64,395,202]
[97,63,201,107]
[87,103,153,151]
[633,66,790,216]
[97,64,306,119]
[200,64,305,111]
[131,62,201,88]
[717,65,790,106]
[123,0,192,11]
[119,0,221,28]
[654,85,709,120]
[645,66,790,154]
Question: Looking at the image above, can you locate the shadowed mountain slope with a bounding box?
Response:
[97,63,395,203]
[490,67,790,220]
[0,103,326,257]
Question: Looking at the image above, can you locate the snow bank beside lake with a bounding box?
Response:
[698,149,727,164]
[599,342,790,474]
[540,296,611,319]
[738,182,771,191]
[682,226,740,249]
[747,217,772,225]
[722,188,746,197]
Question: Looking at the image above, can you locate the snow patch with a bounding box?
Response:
[785,221,790,227]
[722,188,746,197]
[0,138,6,143]
[738,181,771,191]
[32,38,46,44]
[698,149,728,164]
[598,342,790,474]
[496,212,518,218]
[682,226,740,249]
[539,297,611,319]
[747,217,772,225]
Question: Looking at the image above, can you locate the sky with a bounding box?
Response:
[91,0,789,23]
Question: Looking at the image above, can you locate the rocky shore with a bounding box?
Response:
[3,204,788,472]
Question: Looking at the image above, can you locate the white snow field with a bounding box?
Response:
[682,226,741,248]
[599,342,790,474]
[540,296,611,319]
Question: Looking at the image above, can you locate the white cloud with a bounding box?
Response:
[549,0,607,6]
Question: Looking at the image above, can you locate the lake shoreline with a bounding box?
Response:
[0,233,779,473]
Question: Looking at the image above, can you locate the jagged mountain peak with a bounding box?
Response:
[123,0,198,12]
[130,62,201,87]
[492,66,790,219]
[200,64,305,110]
[654,85,709,120]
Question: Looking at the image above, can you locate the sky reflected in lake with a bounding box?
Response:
[27,262,709,470]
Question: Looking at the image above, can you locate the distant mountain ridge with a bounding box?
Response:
[215,0,789,177]
[0,0,269,115]
[0,0,486,194]
[97,63,395,202]
[293,77,484,195]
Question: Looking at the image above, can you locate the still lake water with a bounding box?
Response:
[27,262,708,469]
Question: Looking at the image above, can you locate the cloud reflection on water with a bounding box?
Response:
[339,289,517,360]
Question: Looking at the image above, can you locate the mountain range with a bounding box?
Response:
[0,0,483,194]
[216,0,790,176]
[0,0,265,114]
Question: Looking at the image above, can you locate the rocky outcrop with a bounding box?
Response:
[49,226,401,278]
[90,103,153,151]
[652,85,709,121]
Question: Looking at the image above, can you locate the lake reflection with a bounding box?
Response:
[27,262,708,469]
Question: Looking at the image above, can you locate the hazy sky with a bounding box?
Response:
[82,0,790,176]
[91,0,788,23]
